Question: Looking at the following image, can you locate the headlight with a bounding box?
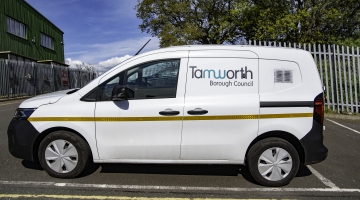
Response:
[13,108,36,120]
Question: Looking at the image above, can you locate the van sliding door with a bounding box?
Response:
[181,50,259,162]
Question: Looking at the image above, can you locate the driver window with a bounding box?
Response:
[98,71,124,101]
[125,59,180,99]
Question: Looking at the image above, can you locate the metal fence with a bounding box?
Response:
[0,59,97,100]
[1,43,360,113]
[247,41,360,114]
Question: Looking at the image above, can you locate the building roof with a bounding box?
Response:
[0,51,37,61]
[37,60,69,66]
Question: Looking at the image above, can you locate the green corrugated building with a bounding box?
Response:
[0,0,66,65]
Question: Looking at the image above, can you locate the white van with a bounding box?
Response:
[8,45,327,187]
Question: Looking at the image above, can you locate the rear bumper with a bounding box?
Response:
[300,120,328,165]
[7,119,40,161]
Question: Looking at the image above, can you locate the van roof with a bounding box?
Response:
[166,45,302,50]
[137,45,310,62]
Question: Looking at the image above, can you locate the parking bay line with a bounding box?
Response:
[0,194,297,200]
[0,119,353,195]
[0,181,359,193]
[327,119,360,135]
[0,194,286,200]
[0,116,347,194]
[307,166,339,189]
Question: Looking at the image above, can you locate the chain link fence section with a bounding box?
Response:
[0,59,97,100]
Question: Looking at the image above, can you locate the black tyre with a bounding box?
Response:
[247,137,300,187]
[38,131,91,178]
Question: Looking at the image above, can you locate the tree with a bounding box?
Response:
[333,32,360,47]
[136,0,244,47]
[241,0,360,44]
[136,0,360,47]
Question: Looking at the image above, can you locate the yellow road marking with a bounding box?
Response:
[28,113,313,122]
[0,194,290,199]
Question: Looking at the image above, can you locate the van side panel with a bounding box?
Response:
[258,52,323,141]
[27,94,99,160]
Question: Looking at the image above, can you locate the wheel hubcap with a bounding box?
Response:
[258,147,293,181]
[45,139,78,173]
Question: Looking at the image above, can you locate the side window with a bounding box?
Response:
[125,59,180,99]
[97,71,125,101]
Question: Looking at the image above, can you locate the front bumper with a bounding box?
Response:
[7,119,40,161]
[300,120,328,165]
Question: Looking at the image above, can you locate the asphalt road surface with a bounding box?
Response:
[0,100,359,199]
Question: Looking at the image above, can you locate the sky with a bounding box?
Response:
[25,0,160,73]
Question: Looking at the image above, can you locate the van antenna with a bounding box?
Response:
[134,39,151,56]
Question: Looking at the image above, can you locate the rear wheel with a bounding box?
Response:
[247,137,300,187]
[38,131,91,178]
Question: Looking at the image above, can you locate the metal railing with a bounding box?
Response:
[0,59,97,100]
[247,41,360,114]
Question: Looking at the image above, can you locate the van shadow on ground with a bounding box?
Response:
[22,160,312,185]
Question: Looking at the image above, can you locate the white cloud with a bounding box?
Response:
[65,37,160,74]
[96,55,132,72]
[67,37,159,64]
[65,58,83,68]
[65,55,133,74]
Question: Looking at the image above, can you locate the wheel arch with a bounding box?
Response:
[245,131,305,164]
[33,127,92,162]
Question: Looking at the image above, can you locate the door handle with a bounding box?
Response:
[187,108,208,115]
[159,108,180,116]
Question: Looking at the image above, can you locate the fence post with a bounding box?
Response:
[331,45,339,112]
[79,69,82,88]
[51,63,55,92]
[32,62,36,96]
[357,47,360,113]
[341,46,349,113]
[347,46,353,113]
[68,68,71,89]
[5,59,10,99]
[323,44,331,110]
[337,45,345,112]
[352,46,358,113]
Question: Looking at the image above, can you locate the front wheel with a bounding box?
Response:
[38,131,91,178]
[247,137,300,187]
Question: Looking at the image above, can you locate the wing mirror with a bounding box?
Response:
[111,85,134,101]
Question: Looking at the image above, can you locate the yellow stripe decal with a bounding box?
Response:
[28,113,313,122]
[28,117,94,122]
[183,114,259,121]
[96,116,183,122]
[259,113,313,119]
